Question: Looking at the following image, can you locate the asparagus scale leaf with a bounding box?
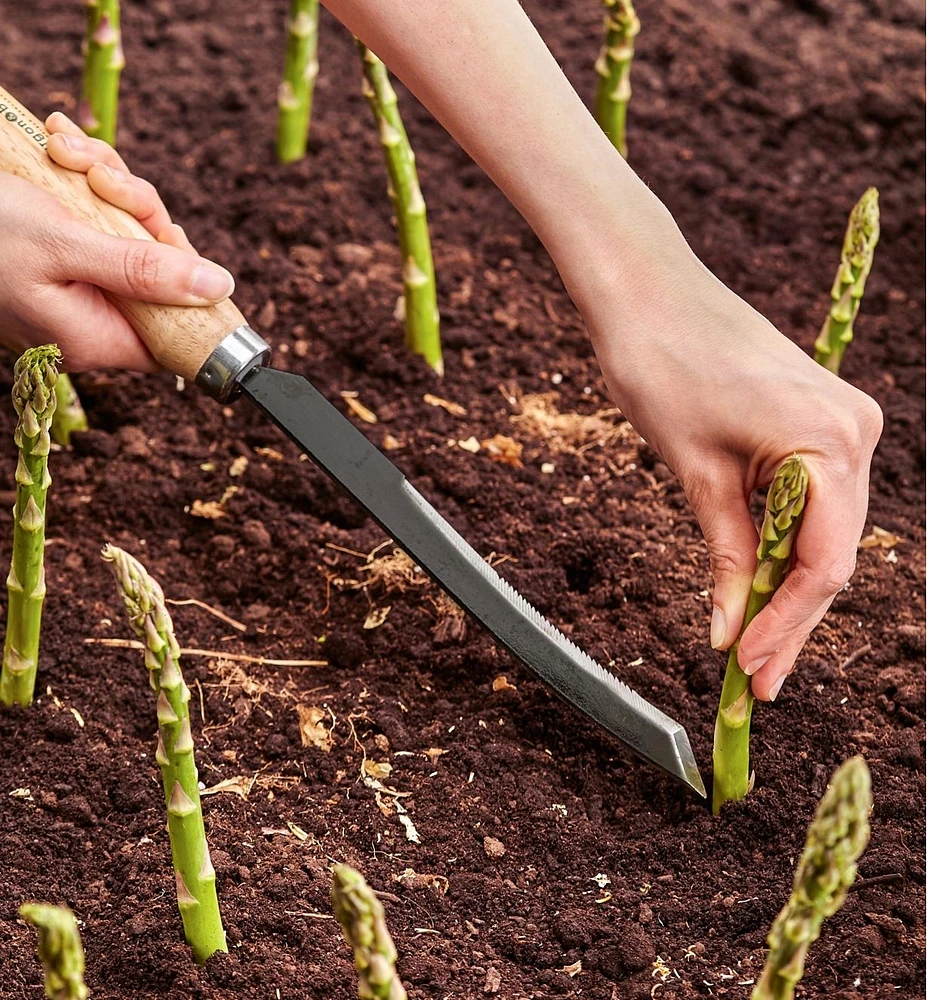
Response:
[712,454,809,814]
[813,187,880,376]
[752,756,872,1000]
[594,0,640,158]
[51,374,89,448]
[79,0,124,145]
[358,42,443,375]
[0,346,60,708]
[332,864,408,1000]
[19,903,88,1000]
[277,0,320,163]
[102,545,227,964]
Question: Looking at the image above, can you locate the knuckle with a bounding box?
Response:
[134,176,155,200]
[817,414,866,478]
[682,468,719,510]
[743,608,777,647]
[123,244,164,295]
[820,555,856,596]
[88,137,122,166]
[832,411,866,456]
[823,391,884,468]
[709,548,748,581]
[136,180,165,221]
[856,395,884,445]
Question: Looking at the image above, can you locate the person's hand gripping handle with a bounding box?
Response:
[0,85,268,399]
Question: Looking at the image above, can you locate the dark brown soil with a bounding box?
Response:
[0,0,924,997]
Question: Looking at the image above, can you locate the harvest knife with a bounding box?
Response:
[0,86,705,796]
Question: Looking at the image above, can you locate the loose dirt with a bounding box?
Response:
[0,0,923,997]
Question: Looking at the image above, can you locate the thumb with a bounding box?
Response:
[51,221,235,306]
[693,479,759,651]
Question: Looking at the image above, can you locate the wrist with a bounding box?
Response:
[558,176,696,312]
[553,190,709,375]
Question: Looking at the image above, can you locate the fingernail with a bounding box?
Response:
[769,675,786,701]
[49,111,77,129]
[742,653,771,677]
[96,162,127,181]
[710,606,727,650]
[61,134,86,151]
[190,264,235,302]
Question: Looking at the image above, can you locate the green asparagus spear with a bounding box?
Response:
[712,454,808,814]
[51,375,89,448]
[752,756,871,1000]
[332,864,407,1000]
[813,188,880,376]
[19,903,88,1000]
[102,545,227,964]
[594,0,640,158]
[358,43,442,375]
[276,0,320,163]
[0,346,60,708]
[79,0,124,146]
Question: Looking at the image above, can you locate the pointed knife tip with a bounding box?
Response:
[671,727,706,798]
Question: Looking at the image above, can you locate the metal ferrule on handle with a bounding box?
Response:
[196,326,271,401]
[0,84,268,397]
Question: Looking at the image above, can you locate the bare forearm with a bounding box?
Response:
[323,0,677,301]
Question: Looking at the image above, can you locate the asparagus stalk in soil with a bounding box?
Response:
[712,454,809,814]
[276,0,320,163]
[753,756,871,1000]
[332,864,408,1000]
[102,545,227,964]
[51,375,89,448]
[19,903,88,1000]
[358,42,443,375]
[813,187,880,376]
[594,0,640,158]
[0,346,60,708]
[79,0,124,145]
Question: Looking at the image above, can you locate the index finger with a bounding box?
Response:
[45,112,130,172]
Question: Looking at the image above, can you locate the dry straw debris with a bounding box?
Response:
[297,704,334,751]
[492,675,517,692]
[394,868,449,895]
[340,391,378,424]
[189,484,239,519]
[859,525,901,549]
[363,605,391,630]
[331,542,428,595]
[504,386,633,454]
[481,433,524,467]
[424,393,467,416]
[431,591,466,643]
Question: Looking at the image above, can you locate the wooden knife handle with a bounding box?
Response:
[0,85,265,392]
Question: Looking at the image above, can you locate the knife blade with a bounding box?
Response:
[240,365,705,797]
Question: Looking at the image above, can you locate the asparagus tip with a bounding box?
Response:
[14,345,63,377]
[13,345,62,423]
[101,543,172,638]
[752,756,871,1000]
[846,187,880,261]
[19,903,88,1000]
[332,863,408,999]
